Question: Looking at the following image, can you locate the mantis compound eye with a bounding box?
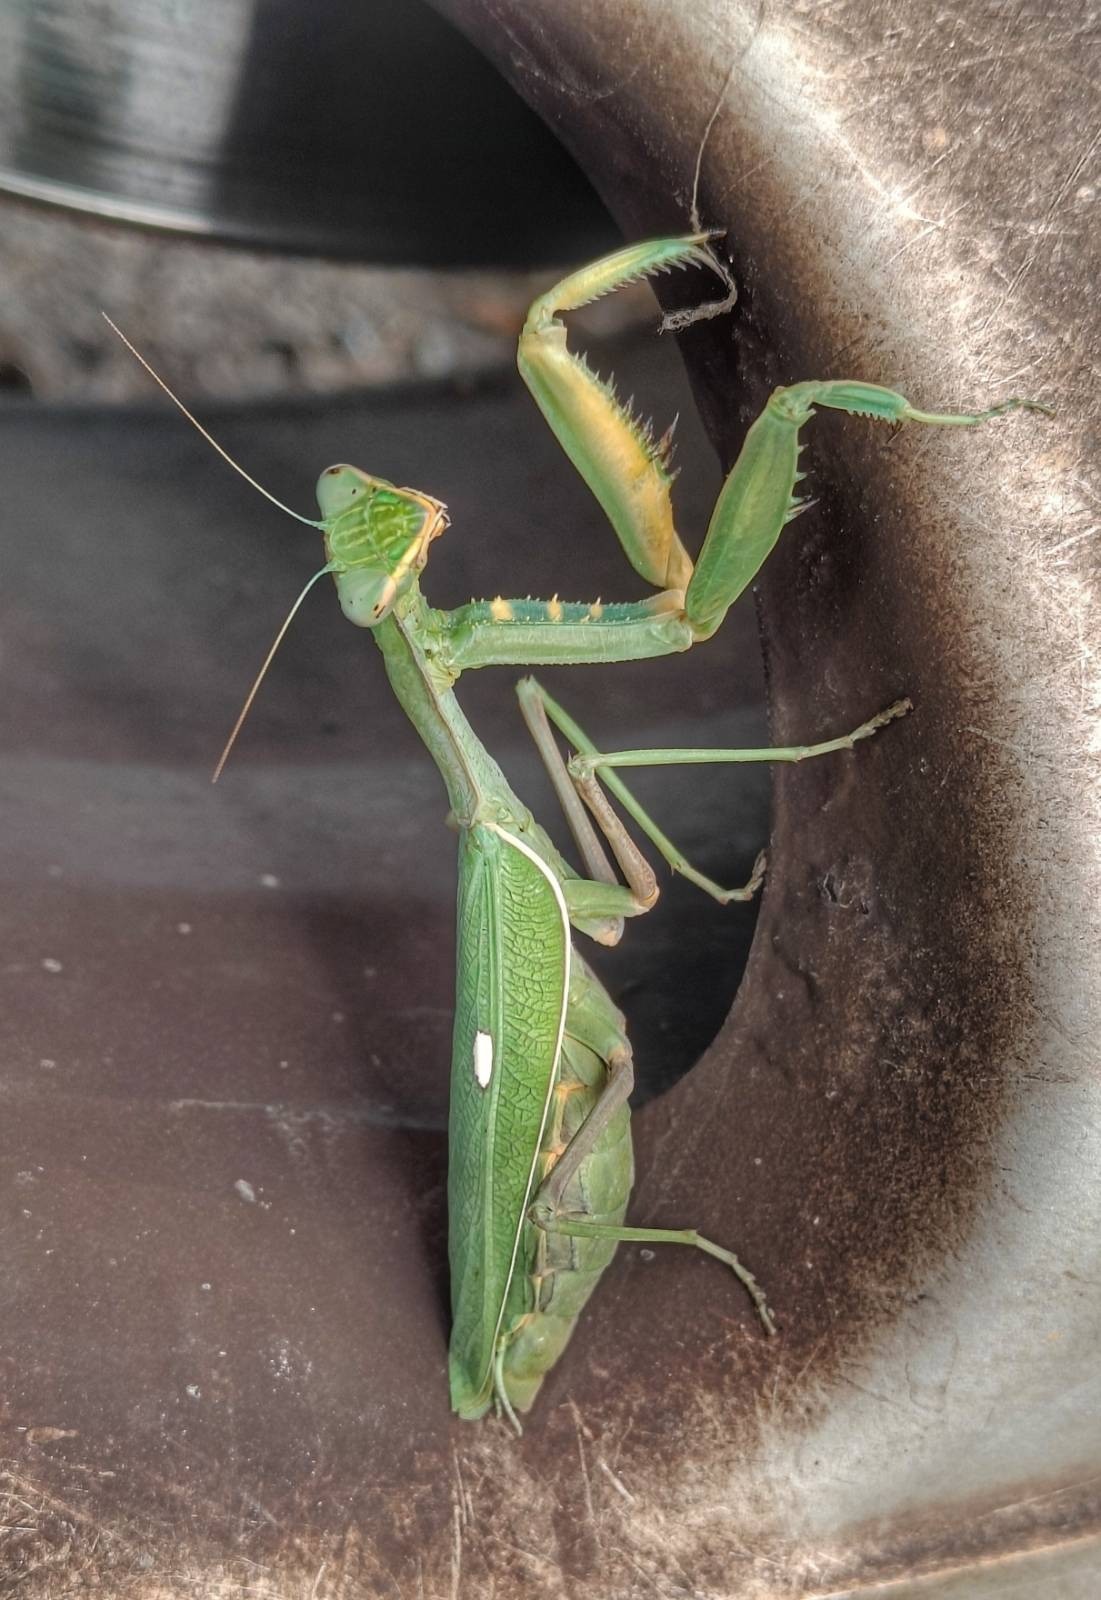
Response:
[332,564,398,628]
[316,463,377,518]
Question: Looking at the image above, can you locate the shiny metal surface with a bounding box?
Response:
[428,1,1101,1594]
[0,0,612,263]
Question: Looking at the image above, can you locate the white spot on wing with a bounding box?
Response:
[474,1029,494,1089]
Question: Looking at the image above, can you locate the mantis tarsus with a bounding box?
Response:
[109,234,1047,1427]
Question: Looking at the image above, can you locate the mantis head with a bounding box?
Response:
[99,315,453,773]
[318,465,449,627]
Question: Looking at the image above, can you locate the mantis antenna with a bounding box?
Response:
[211,562,337,783]
[101,314,324,531]
[102,313,337,780]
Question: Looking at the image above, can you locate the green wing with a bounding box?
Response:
[448,823,571,1419]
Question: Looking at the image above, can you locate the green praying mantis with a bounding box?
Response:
[108,234,1047,1428]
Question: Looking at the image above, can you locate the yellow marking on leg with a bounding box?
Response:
[643,587,686,617]
[547,595,563,622]
[531,1267,560,1311]
[554,1079,586,1103]
[541,1140,569,1179]
[490,596,514,622]
[586,599,603,622]
[547,1079,582,1148]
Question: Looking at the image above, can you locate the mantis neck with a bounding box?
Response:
[370,591,524,831]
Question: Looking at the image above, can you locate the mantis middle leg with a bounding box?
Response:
[516,677,909,907]
[525,954,776,1337]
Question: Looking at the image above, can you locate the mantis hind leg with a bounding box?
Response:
[527,679,914,907]
[499,952,773,1424]
[527,1020,776,1337]
[496,972,635,1417]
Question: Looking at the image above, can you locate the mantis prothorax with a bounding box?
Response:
[109,235,1048,1427]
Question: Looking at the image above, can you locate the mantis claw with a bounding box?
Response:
[517,235,726,594]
